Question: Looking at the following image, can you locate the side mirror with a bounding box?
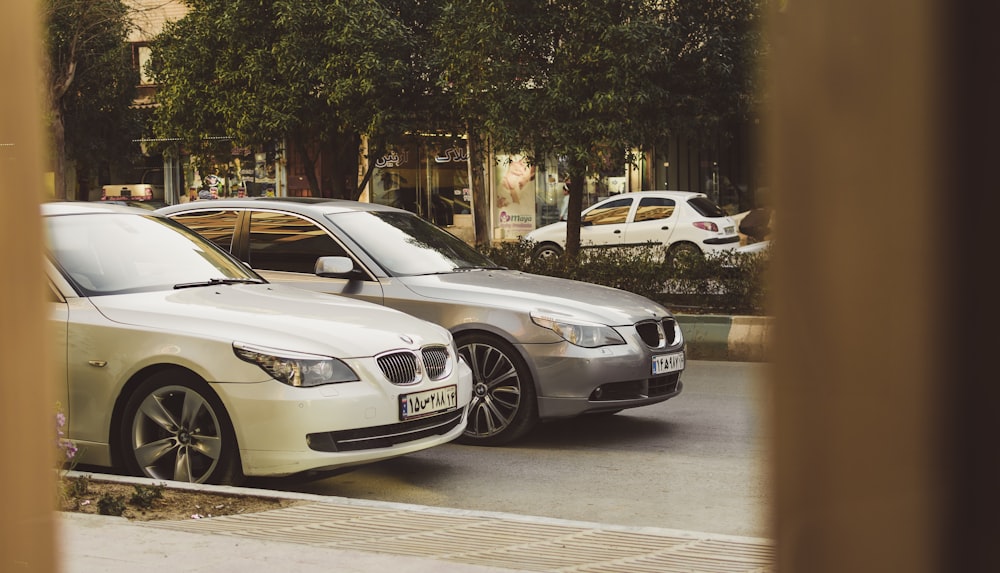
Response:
[314,256,363,279]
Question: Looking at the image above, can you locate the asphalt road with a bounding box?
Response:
[252,360,774,539]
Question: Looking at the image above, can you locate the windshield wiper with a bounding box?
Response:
[174,277,266,290]
[453,265,508,271]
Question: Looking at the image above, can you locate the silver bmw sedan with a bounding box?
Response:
[158,198,685,445]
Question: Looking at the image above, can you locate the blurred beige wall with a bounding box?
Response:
[1,1,57,572]
[770,0,996,571]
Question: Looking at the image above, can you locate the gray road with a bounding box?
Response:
[253,360,774,539]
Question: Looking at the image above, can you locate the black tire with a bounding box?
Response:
[120,370,243,485]
[532,243,564,261]
[456,333,538,446]
[666,242,702,269]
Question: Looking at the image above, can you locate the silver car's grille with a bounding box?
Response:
[377,352,419,385]
[421,346,450,380]
[662,318,679,345]
[636,320,664,348]
[376,347,453,385]
[635,318,679,349]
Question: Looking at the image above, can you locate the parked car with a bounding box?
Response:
[524,190,740,266]
[44,202,472,485]
[157,198,686,446]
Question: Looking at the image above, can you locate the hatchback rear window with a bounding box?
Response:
[687,196,726,217]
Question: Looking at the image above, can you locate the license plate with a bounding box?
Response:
[724,226,735,234]
[399,385,458,420]
[652,352,685,375]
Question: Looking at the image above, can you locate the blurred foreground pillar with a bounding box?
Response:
[0,1,58,572]
[770,1,997,572]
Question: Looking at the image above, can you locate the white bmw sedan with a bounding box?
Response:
[44,202,471,484]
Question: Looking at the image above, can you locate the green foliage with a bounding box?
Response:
[481,240,770,316]
[129,484,166,509]
[97,493,127,516]
[44,0,141,198]
[149,0,440,196]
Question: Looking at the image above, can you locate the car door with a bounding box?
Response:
[579,196,633,249]
[243,210,385,305]
[621,196,679,248]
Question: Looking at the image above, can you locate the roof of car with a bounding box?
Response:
[156,196,406,217]
[42,201,164,217]
[602,190,706,200]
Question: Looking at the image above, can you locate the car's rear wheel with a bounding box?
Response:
[666,242,702,269]
[532,243,564,261]
[456,333,538,446]
[120,370,243,485]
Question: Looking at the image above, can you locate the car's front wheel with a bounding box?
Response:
[120,370,243,485]
[456,333,538,446]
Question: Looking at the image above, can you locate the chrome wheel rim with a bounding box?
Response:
[459,342,522,439]
[131,385,223,483]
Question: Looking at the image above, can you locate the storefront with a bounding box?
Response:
[363,134,475,243]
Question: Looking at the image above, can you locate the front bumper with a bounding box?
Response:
[523,328,685,419]
[213,358,472,477]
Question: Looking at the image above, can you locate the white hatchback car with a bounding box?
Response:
[44,202,471,484]
[525,190,740,265]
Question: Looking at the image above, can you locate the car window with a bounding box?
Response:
[247,211,351,273]
[633,197,676,222]
[582,198,633,226]
[327,210,496,276]
[687,196,727,218]
[169,209,240,251]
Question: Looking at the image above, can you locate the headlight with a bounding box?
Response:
[233,342,359,387]
[530,311,625,348]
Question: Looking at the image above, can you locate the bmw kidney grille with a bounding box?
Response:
[376,346,452,385]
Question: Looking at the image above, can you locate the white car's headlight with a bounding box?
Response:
[233,342,359,387]
[530,311,626,348]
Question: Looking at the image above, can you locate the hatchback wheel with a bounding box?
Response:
[456,333,538,446]
[120,370,242,485]
[666,242,702,269]
[531,243,564,261]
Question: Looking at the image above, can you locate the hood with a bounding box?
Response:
[90,283,449,358]
[400,270,672,326]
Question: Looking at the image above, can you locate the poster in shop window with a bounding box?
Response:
[494,154,536,239]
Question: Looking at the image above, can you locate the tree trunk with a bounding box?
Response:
[327,131,360,199]
[467,131,491,247]
[51,109,67,200]
[291,135,321,196]
[564,161,587,259]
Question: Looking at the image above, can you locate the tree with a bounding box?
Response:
[432,0,761,255]
[44,0,140,200]
[150,0,432,199]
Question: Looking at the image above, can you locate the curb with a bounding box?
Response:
[676,314,773,362]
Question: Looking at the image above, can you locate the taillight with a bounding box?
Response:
[693,221,719,232]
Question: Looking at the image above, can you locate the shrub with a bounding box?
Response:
[479,239,770,316]
[130,483,166,508]
[97,493,127,516]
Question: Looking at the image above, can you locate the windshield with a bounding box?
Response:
[46,212,260,296]
[327,210,497,276]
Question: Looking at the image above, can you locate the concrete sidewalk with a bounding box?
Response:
[58,472,774,573]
